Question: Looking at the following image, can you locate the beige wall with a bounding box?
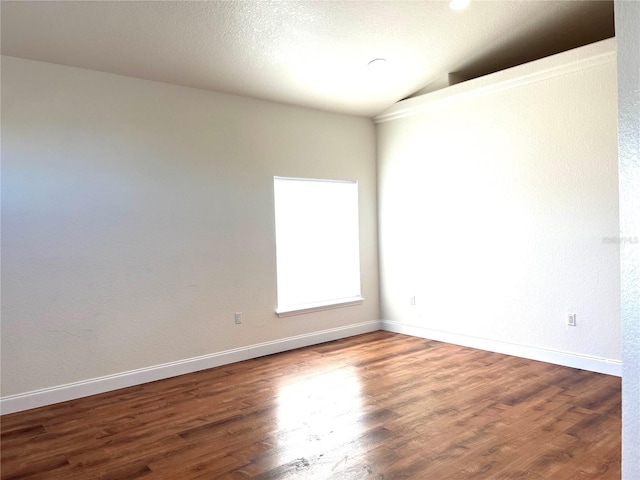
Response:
[376,39,620,364]
[1,56,379,397]
[0,37,624,408]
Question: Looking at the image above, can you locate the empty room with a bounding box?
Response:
[1,1,638,479]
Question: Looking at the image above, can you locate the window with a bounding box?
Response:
[273,176,363,316]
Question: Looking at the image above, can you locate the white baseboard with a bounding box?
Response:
[2,319,621,415]
[0,320,381,415]
[381,320,622,377]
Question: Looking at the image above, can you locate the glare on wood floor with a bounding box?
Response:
[0,331,621,479]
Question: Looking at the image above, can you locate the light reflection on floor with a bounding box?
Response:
[274,366,366,476]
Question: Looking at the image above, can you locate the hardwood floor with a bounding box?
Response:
[1,331,621,479]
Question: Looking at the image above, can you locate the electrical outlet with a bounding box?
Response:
[410,296,416,306]
[234,312,242,324]
[567,313,577,327]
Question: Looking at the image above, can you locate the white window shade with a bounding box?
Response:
[274,177,363,316]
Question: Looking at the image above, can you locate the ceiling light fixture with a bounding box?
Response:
[449,0,471,11]
[367,58,387,70]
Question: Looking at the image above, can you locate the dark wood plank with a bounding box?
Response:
[1,331,621,479]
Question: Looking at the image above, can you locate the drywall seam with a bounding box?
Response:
[374,38,615,124]
[382,320,622,377]
[0,320,382,415]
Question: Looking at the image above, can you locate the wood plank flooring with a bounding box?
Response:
[1,331,621,479]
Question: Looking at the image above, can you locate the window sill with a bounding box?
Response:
[276,297,364,318]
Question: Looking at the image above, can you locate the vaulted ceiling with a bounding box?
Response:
[1,1,614,117]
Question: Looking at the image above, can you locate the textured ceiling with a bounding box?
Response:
[0,1,613,117]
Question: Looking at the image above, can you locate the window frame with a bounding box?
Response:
[273,176,364,317]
